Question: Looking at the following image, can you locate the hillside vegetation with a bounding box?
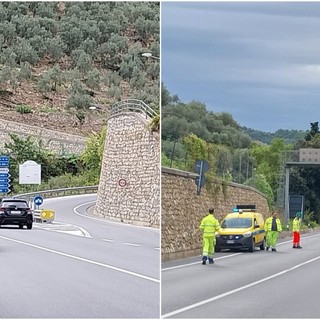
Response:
[0,2,159,194]
[242,127,306,144]
[0,2,160,135]
[162,85,320,225]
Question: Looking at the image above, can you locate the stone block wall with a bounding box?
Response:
[0,119,86,155]
[162,167,269,261]
[94,112,160,228]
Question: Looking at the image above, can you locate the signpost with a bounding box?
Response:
[194,160,209,195]
[33,195,44,209]
[0,156,10,194]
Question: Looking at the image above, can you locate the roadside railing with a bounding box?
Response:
[12,185,98,201]
[111,99,158,119]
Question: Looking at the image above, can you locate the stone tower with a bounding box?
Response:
[94,100,160,227]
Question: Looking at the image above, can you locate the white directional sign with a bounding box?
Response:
[19,160,41,185]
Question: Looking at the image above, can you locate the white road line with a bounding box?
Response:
[162,234,320,272]
[102,239,115,243]
[162,254,320,318]
[73,201,159,232]
[162,253,243,271]
[0,235,159,284]
[154,248,160,250]
[123,242,141,247]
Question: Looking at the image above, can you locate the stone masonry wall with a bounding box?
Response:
[94,112,160,228]
[162,167,270,261]
[0,119,86,155]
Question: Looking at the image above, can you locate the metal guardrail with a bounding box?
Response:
[12,185,98,200]
[111,99,158,119]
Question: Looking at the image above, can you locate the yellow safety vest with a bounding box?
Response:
[293,218,301,232]
[265,217,282,232]
[200,214,220,237]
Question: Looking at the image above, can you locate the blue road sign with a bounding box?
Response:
[0,182,10,187]
[0,173,10,178]
[0,156,9,162]
[0,188,10,193]
[194,160,209,174]
[0,179,9,183]
[0,162,9,168]
[34,195,44,206]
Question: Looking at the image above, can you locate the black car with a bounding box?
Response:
[0,198,33,229]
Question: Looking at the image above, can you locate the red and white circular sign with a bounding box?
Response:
[118,179,127,187]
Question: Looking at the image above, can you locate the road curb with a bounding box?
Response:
[279,226,320,239]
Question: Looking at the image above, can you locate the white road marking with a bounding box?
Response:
[34,222,92,238]
[123,242,141,247]
[0,235,159,284]
[162,254,320,318]
[162,234,320,272]
[102,239,115,243]
[73,201,160,232]
[162,253,243,271]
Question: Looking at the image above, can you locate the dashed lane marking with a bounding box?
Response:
[123,242,141,247]
[0,235,160,284]
[35,223,159,251]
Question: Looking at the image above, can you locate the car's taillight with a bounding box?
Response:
[0,207,4,211]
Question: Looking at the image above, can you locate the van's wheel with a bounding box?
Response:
[27,222,33,230]
[260,238,266,250]
[248,238,255,252]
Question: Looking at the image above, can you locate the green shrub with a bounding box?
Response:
[309,221,318,228]
[16,104,33,114]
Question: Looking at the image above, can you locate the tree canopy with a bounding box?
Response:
[0,2,160,110]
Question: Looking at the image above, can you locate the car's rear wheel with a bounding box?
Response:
[27,222,33,230]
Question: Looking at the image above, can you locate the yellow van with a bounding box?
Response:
[215,205,266,252]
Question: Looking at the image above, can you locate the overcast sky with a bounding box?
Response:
[161,2,320,132]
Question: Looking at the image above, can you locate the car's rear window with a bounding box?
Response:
[221,218,252,228]
[1,201,28,208]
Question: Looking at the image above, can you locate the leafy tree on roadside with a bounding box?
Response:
[250,138,291,194]
[80,126,106,183]
[245,173,274,207]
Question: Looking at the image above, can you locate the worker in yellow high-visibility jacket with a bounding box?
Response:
[199,208,220,265]
[265,211,282,252]
[292,212,302,249]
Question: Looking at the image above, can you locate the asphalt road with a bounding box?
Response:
[162,232,320,318]
[0,194,160,318]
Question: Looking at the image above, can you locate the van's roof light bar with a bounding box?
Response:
[232,205,257,213]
